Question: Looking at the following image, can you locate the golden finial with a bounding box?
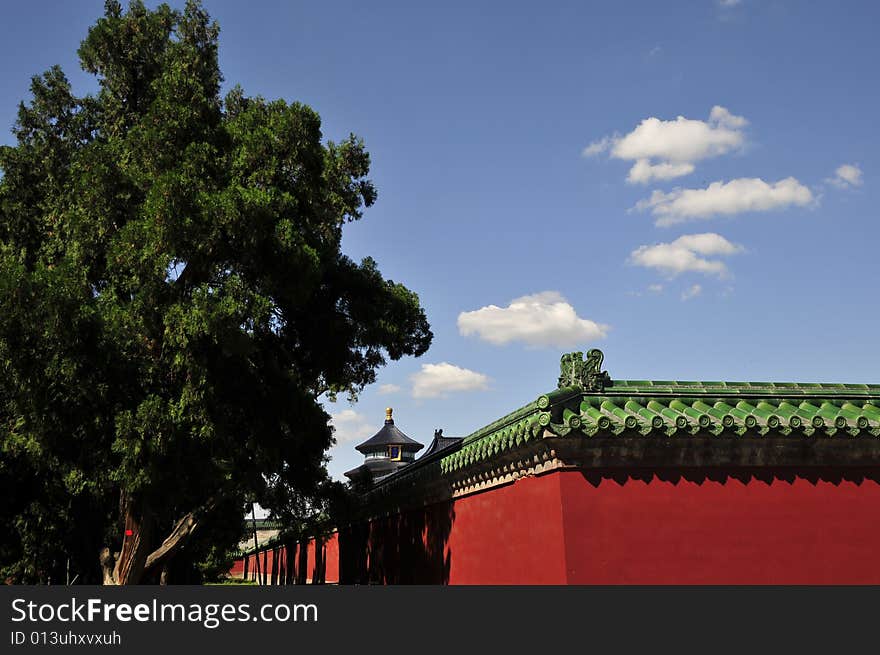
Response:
[385,407,393,422]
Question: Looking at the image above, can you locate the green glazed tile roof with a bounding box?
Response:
[609,380,880,396]
[438,351,880,475]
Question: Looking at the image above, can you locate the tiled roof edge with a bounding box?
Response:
[607,380,880,398]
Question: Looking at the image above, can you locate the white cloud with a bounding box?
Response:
[718,0,742,7]
[458,291,609,348]
[629,233,744,278]
[410,363,490,399]
[584,106,748,184]
[681,284,703,301]
[648,284,664,293]
[613,107,746,164]
[582,135,615,157]
[628,159,696,183]
[377,383,401,395]
[708,105,747,128]
[827,163,863,189]
[329,409,375,445]
[635,176,814,226]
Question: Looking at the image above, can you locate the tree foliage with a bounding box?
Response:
[0,0,431,584]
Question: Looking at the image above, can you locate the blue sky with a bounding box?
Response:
[1,1,877,481]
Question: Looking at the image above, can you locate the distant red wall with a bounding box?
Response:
[305,532,339,583]
[323,532,339,583]
[560,470,880,584]
[228,558,245,577]
[230,533,339,584]
[305,539,315,582]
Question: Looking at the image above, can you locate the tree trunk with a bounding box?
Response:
[100,494,216,585]
[111,498,154,585]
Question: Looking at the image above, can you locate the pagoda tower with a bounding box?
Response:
[344,408,423,486]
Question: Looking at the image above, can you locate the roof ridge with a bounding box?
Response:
[608,380,880,397]
[614,379,880,387]
[460,400,540,446]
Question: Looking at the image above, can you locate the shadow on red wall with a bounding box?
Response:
[235,531,339,585]
[339,500,454,584]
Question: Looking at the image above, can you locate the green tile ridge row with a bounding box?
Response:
[611,380,880,396]
[459,400,543,446]
[573,397,880,437]
[441,397,546,474]
[439,390,880,475]
[443,387,582,469]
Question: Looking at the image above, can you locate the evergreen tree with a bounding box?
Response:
[0,0,431,584]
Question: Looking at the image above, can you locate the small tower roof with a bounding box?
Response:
[419,428,462,459]
[355,408,424,454]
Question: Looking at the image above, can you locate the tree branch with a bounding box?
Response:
[143,497,218,574]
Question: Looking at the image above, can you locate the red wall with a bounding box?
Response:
[228,558,245,578]
[560,470,880,584]
[232,469,880,584]
[446,474,566,584]
[303,532,340,583]
[323,532,339,583]
[230,533,339,584]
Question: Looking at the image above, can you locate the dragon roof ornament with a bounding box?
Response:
[558,349,613,392]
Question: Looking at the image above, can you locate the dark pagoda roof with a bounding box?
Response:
[355,408,424,454]
[419,429,462,459]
